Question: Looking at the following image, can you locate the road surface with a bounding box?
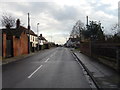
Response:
[3,47,91,88]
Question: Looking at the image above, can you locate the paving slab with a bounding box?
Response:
[73,50,120,89]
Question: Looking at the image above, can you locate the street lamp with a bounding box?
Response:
[37,23,39,51]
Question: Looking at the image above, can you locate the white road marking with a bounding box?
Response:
[45,58,49,62]
[28,65,43,78]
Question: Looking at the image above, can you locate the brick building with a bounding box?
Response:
[2,19,28,58]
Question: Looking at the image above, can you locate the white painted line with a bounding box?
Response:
[28,65,43,78]
[45,58,49,62]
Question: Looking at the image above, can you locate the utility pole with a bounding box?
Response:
[37,23,39,51]
[66,37,67,43]
[86,16,92,56]
[116,47,120,72]
[28,13,30,30]
[86,16,89,30]
[79,26,82,43]
[28,13,30,53]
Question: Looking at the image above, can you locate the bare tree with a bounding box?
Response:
[1,14,15,28]
[70,20,84,38]
[111,23,119,35]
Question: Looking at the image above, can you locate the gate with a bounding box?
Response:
[6,40,13,57]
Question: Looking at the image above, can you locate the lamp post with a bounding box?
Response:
[37,23,39,51]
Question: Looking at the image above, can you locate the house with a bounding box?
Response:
[66,37,80,48]
[38,34,48,49]
[38,34,47,45]
[66,38,73,47]
[2,19,28,58]
[30,33,38,52]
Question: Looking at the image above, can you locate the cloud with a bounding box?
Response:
[0,1,118,44]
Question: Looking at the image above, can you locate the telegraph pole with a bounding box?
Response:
[66,37,67,43]
[86,16,92,56]
[28,13,30,30]
[116,47,120,72]
[28,13,30,53]
[37,23,39,51]
[86,16,89,30]
[51,35,52,42]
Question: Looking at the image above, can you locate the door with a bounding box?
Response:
[6,40,13,57]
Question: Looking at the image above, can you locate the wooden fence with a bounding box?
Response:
[80,42,120,71]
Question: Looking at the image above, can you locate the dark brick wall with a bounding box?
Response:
[80,42,91,56]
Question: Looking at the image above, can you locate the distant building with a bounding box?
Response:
[66,38,73,47]
[2,19,28,58]
[66,38,80,48]
[38,34,47,45]
[38,34,48,49]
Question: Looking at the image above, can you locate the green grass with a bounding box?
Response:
[75,48,80,51]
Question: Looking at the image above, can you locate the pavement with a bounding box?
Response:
[2,47,91,88]
[73,50,120,89]
[2,48,54,65]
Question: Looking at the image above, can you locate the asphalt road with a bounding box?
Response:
[2,47,91,88]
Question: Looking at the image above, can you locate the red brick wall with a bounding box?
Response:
[3,31,28,58]
[13,32,28,57]
[13,36,21,56]
[3,33,6,58]
[20,32,28,55]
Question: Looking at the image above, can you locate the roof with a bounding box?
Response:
[2,26,37,37]
[38,36,47,41]
[21,26,37,36]
[2,28,24,37]
[69,38,80,42]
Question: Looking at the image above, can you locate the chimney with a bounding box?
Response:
[40,34,42,37]
[16,19,20,28]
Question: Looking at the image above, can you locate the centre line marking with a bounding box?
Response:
[45,58,49,62]
[28,65,43,78]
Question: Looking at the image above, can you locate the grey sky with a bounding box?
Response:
[0,0,119,44]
